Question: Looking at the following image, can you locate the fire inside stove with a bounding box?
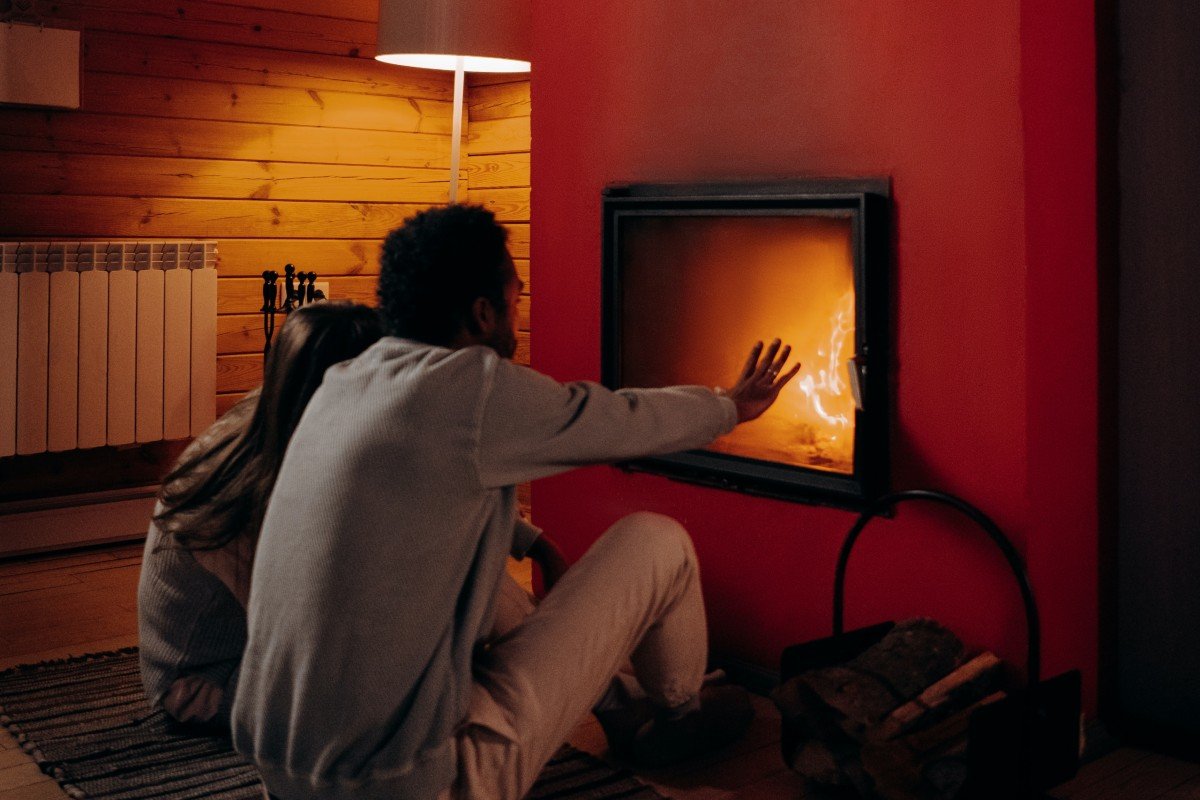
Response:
[618,214,857,475]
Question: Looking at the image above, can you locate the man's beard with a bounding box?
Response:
[484,317,518,360]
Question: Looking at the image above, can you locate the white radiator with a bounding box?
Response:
[0,241,218,457]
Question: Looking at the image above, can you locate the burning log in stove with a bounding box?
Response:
[773,619,1007,800]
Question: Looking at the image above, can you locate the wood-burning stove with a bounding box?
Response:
[601,180,890,508]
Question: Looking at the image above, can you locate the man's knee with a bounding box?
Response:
[603,512,696,572]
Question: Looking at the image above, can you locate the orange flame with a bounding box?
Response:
[797,291,854,430]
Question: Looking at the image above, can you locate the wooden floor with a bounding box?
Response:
[1,542,1198,800]
[0,543,145,800]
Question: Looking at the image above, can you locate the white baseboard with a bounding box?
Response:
[0,486,156,558]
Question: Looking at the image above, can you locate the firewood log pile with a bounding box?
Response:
[773,619,1007,800]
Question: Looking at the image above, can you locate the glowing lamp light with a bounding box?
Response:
[374,53,531,73]
[376,0,530,201]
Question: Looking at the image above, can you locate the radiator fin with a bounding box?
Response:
[16,254,49,455]
[0,259,16,458]
[47,265,80,452]
[77,268,109,450]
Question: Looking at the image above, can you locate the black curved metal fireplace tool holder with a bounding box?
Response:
[779,489,1082,799]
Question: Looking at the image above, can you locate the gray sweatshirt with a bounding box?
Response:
[231,338,737,800]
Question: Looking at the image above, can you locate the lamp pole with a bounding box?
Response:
[449,56,465,203]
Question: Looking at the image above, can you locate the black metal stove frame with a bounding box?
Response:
[601,179,890,509]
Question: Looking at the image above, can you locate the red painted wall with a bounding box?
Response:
[530,1,1098,706]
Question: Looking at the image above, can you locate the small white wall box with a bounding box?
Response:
[0,21,81,109]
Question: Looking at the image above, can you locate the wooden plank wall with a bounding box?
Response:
[212,73,534,414]
[0,0,460,424]
[465,73,532,301]
[0,0,460,502]
[465,73,533,514]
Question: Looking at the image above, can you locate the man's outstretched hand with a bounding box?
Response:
[723,339,801,423]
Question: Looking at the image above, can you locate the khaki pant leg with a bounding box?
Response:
[489,572,537,641]
[453,512,708,800]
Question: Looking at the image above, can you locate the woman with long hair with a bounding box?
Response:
[138,301,385,729]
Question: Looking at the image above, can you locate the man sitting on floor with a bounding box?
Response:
[231,205,800,800]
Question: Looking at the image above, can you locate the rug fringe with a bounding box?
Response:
[0,646,140,678]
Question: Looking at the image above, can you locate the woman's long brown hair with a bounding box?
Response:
[153,302,384,550]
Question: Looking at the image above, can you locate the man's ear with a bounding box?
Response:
[468,296,496,337]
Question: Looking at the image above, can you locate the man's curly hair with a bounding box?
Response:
[378,204,510,346]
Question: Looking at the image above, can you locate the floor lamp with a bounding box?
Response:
[375,0,531,203]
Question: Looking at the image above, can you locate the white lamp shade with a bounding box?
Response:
[376,0,530,72]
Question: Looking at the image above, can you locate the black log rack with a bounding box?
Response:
[781,489,1082,799]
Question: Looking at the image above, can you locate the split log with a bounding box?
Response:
[774,620,1010,798]
[793,619,964,740]
[861,691,1007,800]
[776,675,874,793]
[873,652,1004,742]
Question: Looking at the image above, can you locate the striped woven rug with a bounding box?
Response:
[0,649,665,800]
